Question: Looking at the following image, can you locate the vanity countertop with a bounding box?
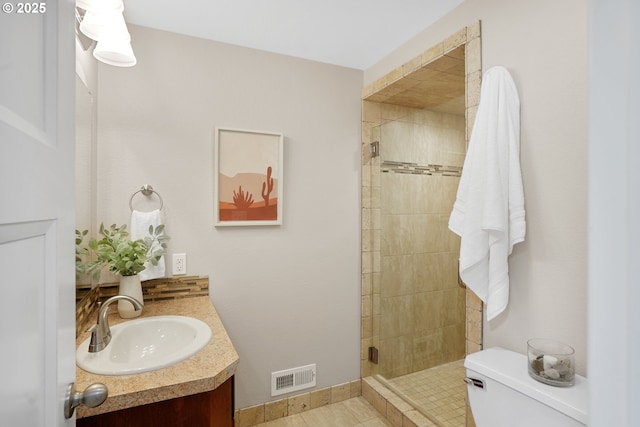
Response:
[75,296,239,418]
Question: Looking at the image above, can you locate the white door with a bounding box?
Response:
[0,1,76,426]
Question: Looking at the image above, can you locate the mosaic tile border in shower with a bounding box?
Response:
[381,160,462,177]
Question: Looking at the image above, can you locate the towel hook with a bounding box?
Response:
[129,184,163,211]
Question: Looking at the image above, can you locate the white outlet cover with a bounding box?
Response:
[172,253,186,275]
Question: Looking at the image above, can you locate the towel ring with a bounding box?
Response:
[129,184,163,211]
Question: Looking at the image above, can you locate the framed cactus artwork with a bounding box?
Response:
[214,128,284,226]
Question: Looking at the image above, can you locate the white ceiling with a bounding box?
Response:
[123,0,464,70]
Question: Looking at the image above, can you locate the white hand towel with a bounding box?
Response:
[130,209,166,281]
[448,66,526,321]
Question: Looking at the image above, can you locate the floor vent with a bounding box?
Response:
[271,364,316,396]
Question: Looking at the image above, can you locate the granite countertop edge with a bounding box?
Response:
[75,296,239,418]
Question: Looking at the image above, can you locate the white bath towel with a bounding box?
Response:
[130,209,166,281]
[448,66,526,321]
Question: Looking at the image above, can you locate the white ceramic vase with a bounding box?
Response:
[118,274,144,318]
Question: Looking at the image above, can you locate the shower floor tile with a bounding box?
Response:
[387,359,466,427]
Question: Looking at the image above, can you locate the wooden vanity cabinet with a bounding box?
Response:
[77,376,234,427]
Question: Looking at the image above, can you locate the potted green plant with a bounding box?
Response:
[76,228,101,283]
[77,223,168,318]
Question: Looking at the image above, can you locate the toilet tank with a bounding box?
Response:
[465,347,587,427]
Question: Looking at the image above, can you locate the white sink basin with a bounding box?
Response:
[77,315,212,376]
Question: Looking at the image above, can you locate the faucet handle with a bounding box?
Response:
[93,301,103,324]
[87,324,107,353]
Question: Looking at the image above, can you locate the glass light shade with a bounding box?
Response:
[100,11,131,40]
[78,10,103,40]
[75,0,95,11]
[93,38,136,67]
[79,2,135,67]
[76,0,123,13]
[78,1,125,41]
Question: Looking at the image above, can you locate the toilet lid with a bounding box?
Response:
[465,347,588,424]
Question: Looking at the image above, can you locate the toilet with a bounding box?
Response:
[464,347,587,426]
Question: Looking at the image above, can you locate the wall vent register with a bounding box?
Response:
[271,364,316,396]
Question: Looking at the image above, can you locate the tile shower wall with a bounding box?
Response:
[378,110,466,379]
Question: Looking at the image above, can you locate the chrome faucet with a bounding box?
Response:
[88,295,143,353]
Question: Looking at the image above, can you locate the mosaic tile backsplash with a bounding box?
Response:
[75,275,209,337]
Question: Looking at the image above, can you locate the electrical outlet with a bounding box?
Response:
[172,253,186,275]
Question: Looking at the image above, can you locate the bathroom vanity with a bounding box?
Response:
[75,296,239,427]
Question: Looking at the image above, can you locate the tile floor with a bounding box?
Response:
[387,359,466,427]
[247,396,392,427]
[247,361,467,427]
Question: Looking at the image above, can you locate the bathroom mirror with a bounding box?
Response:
[75,73,97,291]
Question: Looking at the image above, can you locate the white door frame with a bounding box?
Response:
[588,0,640,426]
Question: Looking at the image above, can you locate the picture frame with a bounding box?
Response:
[214,128,284,226]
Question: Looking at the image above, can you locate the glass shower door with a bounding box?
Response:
[374,109,467,426]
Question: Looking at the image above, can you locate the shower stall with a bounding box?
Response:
[361,33,483,427]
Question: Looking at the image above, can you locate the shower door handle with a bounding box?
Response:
[457,260,466,287]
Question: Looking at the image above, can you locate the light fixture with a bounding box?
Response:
[93,39,137,67]
[78,10,105,41]
[78,0,123,40]
[76,0,136,67]
[93,11,136,67]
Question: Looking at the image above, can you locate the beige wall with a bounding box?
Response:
[92,25,363,408]
[366,0,589,374]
